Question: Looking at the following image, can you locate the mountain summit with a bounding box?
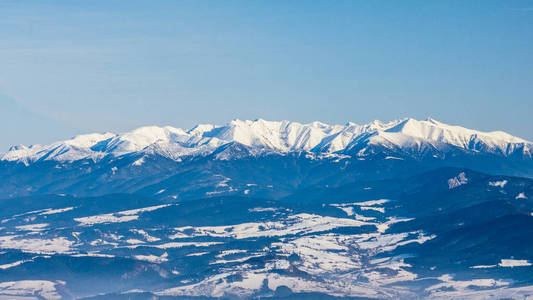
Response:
[3,118,532,164]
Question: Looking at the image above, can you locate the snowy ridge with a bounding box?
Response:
[2,118,532,163]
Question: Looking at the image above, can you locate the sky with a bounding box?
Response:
[0,0,532,150]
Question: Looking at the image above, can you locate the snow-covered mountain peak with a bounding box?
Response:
[382,118,529,145]
[63,132,116,148]
[187,124,218,136]
[2,118,531,163]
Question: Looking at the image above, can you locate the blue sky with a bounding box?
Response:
[0,1,532,150]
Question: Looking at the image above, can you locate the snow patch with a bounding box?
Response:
[499,259,532,267]
[170,214,372,240]
[360,206,385,213]
[384,156,403,160]
[0,236,73,254]
[134,252,168,263]
[426,274,509,297]
[74,204,171,225]
[74,214,138,226]
[144,242,223,249]
[448,172,468,189]
[132,156,146,166]
[489,180,507,188]
[248,207,279,213]
[470,264,496,269]
[0,260,29,270]
[516,192,528,199]
[0,280,65,300]
[186,252,209,257]
[15,223,48,232]
[39,207,75,215]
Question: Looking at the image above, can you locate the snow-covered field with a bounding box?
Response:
[0,193,531,300]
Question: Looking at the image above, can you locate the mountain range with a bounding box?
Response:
[1,118,532,200]
[4,118,532,163]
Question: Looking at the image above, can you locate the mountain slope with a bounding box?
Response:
[0,168,532,299]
